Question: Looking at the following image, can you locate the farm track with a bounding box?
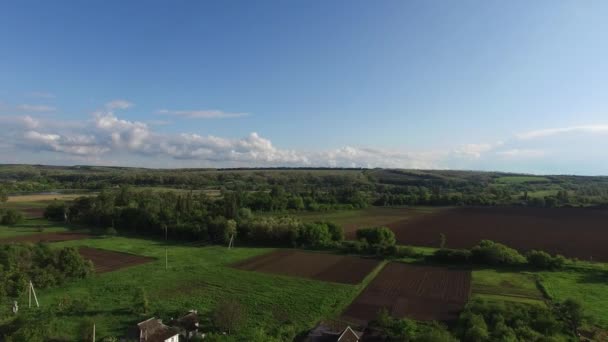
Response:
[341,263,471,325]
[233,249,381,285]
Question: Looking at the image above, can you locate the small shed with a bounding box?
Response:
[137,317,179,342]
[170,309,200,340]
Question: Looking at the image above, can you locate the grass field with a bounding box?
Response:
[0,219,72,238]
[495,176,551,184]
[0,236,375,340]
[471,269,545,306]
[539,263,608,327]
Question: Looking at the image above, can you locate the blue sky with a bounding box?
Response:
[1,1,607,174]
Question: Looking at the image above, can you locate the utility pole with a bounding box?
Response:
[28,281,39,308]
[164,224,168,270]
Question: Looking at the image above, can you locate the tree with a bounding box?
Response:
[558,298,584,335]
[225,219,237,243]
[439,233,446,249]
[298,223,331,247]
[526,250,566,270]
[213,298,245,334]
[44,201,67,221]
[326,222,344,242]
[1,209,24,225]
[0,187,7,203]
[356,227,396,246]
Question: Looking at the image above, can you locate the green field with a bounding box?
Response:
[0,219,72,238]
[471,269,545,305]
[539,263,608,327]
[1,236,376,340]
[495,176,551,184]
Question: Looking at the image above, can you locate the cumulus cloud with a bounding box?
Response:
[23,130,109,155]
[105,99,134,110]
[17,104,56,112]
[94,111,150,150]
[158,109,248,119]
[452,143,498,159]
[517,125,608,140]
[160,132,308,164]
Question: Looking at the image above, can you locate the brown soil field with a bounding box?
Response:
[388,207,608,261]
[20,207,46,218]
[0,231,91,243]
[296,207,437,240]
[7,193,85,202]
[233,249,380,284]
[78,247,155,273]
[342,263,471,325]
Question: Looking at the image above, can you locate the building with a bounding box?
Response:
[170,310,201,341]
[137,317,180,342]
[306,320,363,342]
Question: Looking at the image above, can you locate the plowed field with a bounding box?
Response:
[342,263,471,325]
[388,207,608,261]
[78,247,155,273]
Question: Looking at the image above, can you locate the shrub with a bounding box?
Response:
[213,298,245,334]
[471,240,526,266]
[430,248,472,263]
[44,201,67,221]
[104,227,118,236]
[298,222,332,247]
[1,209,24,225]
[526,250,566,270]
[356,227,396,246]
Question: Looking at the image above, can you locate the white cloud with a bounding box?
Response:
[105,99,133,110]
[158,109,248,119]
[23,130,109,155]
[452,143,497,159]
[517,125,608,140]
[496,149,545,158]
[314,146,442,169]
[22,115,40,129]
[17,104,56,112]
[94,111,150,150]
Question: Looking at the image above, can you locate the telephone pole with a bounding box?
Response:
[28,281,39,308]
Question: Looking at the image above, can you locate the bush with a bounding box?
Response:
[298,222,332,247]
[104,227,118,236]
[44,201,67,221]
[471,240,526,266]
[526,250,566,270]
[1,209,24,225]
[457,299,567,341]
[430,248,472,263]
[356,227,396,246]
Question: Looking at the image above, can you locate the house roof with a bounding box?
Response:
[173,311,200,331]
[138,317,163,335]
[337,326,360,342]
[138,317,179,342]
[146,326,179,342]
[307,322,362,342]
